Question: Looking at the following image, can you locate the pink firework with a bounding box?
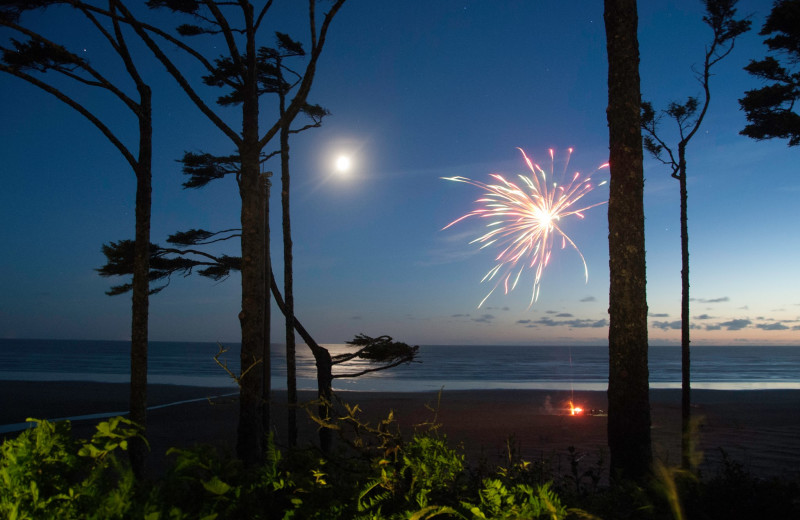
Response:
[443,148,608,307]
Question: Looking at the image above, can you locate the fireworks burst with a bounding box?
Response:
[442,148,608,307]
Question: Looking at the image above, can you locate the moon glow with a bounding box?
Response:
[335,155,352,172]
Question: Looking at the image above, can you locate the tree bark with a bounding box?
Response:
[604,0,652,482]
[236,3,266,465]
[128,81,152,478]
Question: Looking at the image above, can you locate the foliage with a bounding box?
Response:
[3,414,800,520]
[0,417,143,520]
[739,0,800,146]
[331,334,420,379]
[641,0,750,178]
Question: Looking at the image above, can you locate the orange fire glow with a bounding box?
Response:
[568,401,584,416]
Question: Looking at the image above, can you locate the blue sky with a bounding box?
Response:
[1,0,798,346]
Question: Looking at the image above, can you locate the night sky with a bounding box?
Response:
[1,0,797,346]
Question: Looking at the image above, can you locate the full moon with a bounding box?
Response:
[335,155,351,172]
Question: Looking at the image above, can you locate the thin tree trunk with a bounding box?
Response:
[262,172,272,446]
[604,0,652,482]
[128,85,152,478]
[280,115,298,447]
[678,149,691,469]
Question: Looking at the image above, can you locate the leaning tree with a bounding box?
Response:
[640,0,749,469]
[98,232,419,453]
[0,0,155,476]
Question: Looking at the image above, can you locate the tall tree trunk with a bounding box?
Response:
[238,145,266,465]
[262,172,272,447]
[129,85,152,478]
[280,115,298,447]
[237,5,266,464]
[604,0,652,482]
[678,147,691,469]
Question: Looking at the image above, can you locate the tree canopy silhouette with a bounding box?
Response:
[739,0,800,146]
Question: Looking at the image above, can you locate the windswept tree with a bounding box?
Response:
[603,0,652,482]
[0,1,154,476]
[640,0,749,470]
[103,0,346,465]
[739,0,800,146]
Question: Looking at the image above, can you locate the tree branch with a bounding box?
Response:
[112,0,241,145]
[0,63,138,170]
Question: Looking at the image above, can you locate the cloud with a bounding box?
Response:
[472,314,495,323]
[719,319,752,331]
[350,316,362,320]
[649,312,670,318]
[692,296,730,303]
[484,306,510,312]
[756,322,789,331]
[580,296,596,302]
[693,314,714,320]
[652,320,681,330]
[555,313,573,318]
[450,313,470,318]
[704,324,722,331]
[524,317,607,328]
[516,319,533,324]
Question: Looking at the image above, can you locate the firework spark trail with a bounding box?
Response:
[442,148,608,307]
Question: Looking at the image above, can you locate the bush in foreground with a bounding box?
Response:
[2,415,799,519]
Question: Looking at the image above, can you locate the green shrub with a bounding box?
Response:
[0,417,141,520]
[465,480,568,520]
[6,408,796,520]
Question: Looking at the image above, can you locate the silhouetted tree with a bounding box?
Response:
[739,0,800,146]
[603,0,652,482]
[170,30,328,448]
[0,0,154,477]
[108,0,346,465]
[272,50,330,449]
[640,0,749,470]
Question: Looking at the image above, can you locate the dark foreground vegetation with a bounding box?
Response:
[2,408,798,520]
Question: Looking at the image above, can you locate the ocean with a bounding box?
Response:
[1,338,799,392]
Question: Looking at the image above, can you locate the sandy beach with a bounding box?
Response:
[2,381,799,480]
